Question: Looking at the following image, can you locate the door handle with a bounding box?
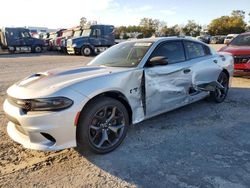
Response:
[183,69,191,74]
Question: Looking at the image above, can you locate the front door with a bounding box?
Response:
[144,41,193,117]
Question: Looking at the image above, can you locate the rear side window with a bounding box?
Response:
[184,41,206,59]
[151,41,186,64]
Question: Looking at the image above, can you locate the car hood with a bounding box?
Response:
[219,45,250,55]
[7,66,132,99]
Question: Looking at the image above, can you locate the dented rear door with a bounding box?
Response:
[183,41,223,92]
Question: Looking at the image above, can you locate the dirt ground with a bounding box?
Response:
[0,46,250,188]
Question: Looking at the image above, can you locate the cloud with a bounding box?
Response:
[160,7,178,16]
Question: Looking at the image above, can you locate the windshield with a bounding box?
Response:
[62,30,73,37]
[88,41,153,67]
[230,34,250,46]
[21,31,31,38]
[81,29,91,37]
[50,33,56,39]
[73,30,82,37]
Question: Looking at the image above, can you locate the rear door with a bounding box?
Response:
[183,40,222,92]
[144,40,193,117]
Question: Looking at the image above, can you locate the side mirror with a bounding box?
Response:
[148,56,168,66]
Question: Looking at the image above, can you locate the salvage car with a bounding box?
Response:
[3,37,234,154]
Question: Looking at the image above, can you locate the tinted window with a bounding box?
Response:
[184,41,206,59]
[151,41,185,64]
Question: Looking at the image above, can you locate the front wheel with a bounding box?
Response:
[209,72,229,103]
[81,46,92,56]
[76,97,129,154]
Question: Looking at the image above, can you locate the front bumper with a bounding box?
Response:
[67,46,75,54]
[67,46,81,55]
[3,99,78,150]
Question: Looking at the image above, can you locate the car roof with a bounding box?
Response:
[240,32,250,36]
[127,36,202,44]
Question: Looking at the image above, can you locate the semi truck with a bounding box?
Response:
[66,24,115,56]
[0,27,45,53]
[60,26,82,53]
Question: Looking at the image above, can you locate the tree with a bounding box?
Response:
[139,18,160,38]
[161,25,182,36]
[231,10,245,19]
[80,17,87,27]
[208,10,246,35]
[182,20,202,37]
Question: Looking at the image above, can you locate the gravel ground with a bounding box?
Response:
[0,46,250,188]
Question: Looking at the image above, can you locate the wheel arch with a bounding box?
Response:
[222,69,230,79]
[77,90,133,126]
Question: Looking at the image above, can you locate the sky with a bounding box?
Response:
[1,0,250,29]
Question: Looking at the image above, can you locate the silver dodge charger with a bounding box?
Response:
[3,37,234,154]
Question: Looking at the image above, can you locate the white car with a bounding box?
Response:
[3,37,234,154]
[224,34,239,44]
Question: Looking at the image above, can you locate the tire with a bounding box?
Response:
[81,46,92,56]
[76,97,129,154]
[34,46,42,53]
[209,71,229,103]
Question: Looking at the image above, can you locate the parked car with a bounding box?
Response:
[3,37,234,153]
[67,24,115,56]
[224,34,238,44]
[210,35,226,44]
[196,35,211,44]
[219,32,250,72]
[0,27,45,53]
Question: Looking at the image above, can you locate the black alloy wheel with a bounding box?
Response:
[76,97,129,154]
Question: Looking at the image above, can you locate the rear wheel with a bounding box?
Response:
[81,46,92,56]
[76,97,129,154]
[34,46,42,53]
[209,72,229,103]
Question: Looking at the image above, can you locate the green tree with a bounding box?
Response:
[161,25,181,36]
[139,18,160,38]
[182,20,202,37]
[231,10,245,19]
[208,10,246,35]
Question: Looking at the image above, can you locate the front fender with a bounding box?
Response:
[70,69,145,124]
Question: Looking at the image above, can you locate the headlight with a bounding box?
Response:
[8,96,73,111]
[72,43,77,48]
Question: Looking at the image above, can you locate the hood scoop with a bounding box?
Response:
[17,73,48,87]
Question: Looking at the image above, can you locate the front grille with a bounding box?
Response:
[67,39,72,46]
[234,55,250,64]
[8,96,32,111]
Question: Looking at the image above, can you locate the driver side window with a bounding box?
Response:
[93,29,101,37]
[150,41,186,64]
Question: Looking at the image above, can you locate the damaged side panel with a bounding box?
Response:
[71,69,145,124]
[144,64,192,118]
[191,56,223,92]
